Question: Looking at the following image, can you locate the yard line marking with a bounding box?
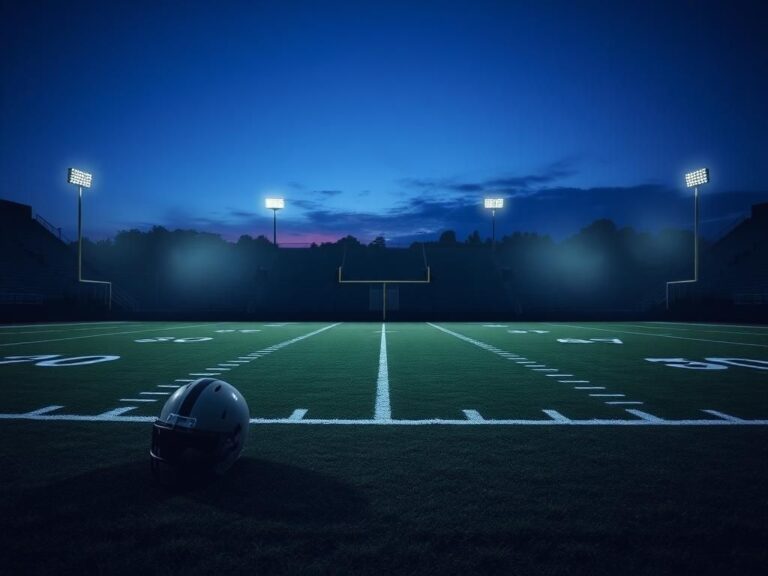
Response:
[702,409,745,422]
[626,409,665,423]
[547,373,573,377]
[288,409,308,421]
[175,379,194,382]
[189,372,220,376]
[646,321,768,330]
[0,323,146,336]
[24,405,64,415]
[218,363,240,367]
[375,323,391,420]
[463,409,485,422]
[0,322,221,347]
[575,386,605,390]
[157,385,181,389]
[210,367,230,371]
[228,360,250,363]
[237,357,254,360]
[559,380,590,383]
[527,364,547,368]
[609,323,768,337]
[98,407,137,417]
[0,321,133,329]
[120,398,157,403]
[590,393,625,397]
[516,361,535,364]
[543,410,571,423]
[546,323,768,348]
[533,368,558,371]
[2,409,768,425]
[605,401,644,405]
[140,391,170,396]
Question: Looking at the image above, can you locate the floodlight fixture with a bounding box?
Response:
[67,168,92,188]
[667,167,711,309]
[685,168,709,188]
[265,197,284,246]
[66,167,111,310]
[484,197,504,248]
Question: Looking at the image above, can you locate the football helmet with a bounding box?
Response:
[150,378,250,478]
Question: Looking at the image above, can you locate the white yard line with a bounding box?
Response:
[0,323,220,347]
[375,323,391,420]
[0,321,133,330]
[2,407,767,426]
[546,323,768,348]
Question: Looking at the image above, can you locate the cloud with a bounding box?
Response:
[400,158,578,199]
[314,189,343,197]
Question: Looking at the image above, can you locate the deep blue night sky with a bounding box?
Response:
[2,0,767,244]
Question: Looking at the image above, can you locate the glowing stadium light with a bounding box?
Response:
[484,198,504,248]
[484,198,504,209]
[667,167,711,309]
[265,197,284,246]
[685,168,709,188]
[66,167,111,310]
[67,168,92,188]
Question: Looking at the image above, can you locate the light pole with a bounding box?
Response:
[67,168,93,281]
[265,197,284,247]
[666,167,709,309]
[67,167,112,310]
[484,197,504,248]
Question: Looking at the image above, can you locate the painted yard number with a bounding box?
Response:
[0,354,119,367]
[646,358,768,371]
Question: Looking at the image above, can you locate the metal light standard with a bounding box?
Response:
[265,197,284,246]
[67,168,112,309]
[666,168,710,309]
[484,197,504,248]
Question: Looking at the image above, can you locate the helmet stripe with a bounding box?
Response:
[178,378,216,416]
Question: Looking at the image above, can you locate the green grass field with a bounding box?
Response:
[1,320,767,574]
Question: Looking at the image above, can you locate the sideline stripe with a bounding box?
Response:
[120,398,157,403]
[0,321,133,329]
[606,401,644,405]
[646,321,768,330]
[0,324,145,336]
[575,386,605,390]
[546,373,573,377]
[559,380,590,383]
[546,323,768,348]
[0,323,221,347]
[2,410,767,426]
[140,391,170,395]
[590,393,625,397]
[157,385,181,389]
[375,323,391,420]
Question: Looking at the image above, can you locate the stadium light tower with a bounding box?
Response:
[265,197,284,246]
[484,198,504,248]
[666,168,710,309]
[67,168,93,282]
[67,168,111,309]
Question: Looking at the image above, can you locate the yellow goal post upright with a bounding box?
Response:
[337,243,431,321]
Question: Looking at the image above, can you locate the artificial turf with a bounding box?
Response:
[1,320,767,574]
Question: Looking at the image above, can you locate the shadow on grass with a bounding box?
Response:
[5,457,368,526]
